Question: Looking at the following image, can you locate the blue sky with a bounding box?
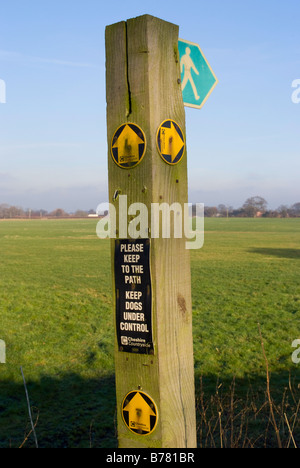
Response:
[0,0,299,211]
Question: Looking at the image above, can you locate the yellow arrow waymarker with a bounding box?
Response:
[111,123,146,169]
[156,119,185,165]
[122,391,158,436]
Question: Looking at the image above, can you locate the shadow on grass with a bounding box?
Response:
[249,248,300,260]
[194,370,300,448]
[0,369,299,448]
[0,373,117,449]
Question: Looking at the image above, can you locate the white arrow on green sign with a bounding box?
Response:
[178,38,218,109]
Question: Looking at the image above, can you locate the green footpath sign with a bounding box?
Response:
[178,38,218,109]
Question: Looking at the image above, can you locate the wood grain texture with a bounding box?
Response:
[105,15,196,448]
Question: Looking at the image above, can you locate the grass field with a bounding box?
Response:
[0,218,299,448]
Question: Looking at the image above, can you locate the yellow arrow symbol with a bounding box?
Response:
[113,124,144,165]
[160,122,184,163]
[123,392,156,433]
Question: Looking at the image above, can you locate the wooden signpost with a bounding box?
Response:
[105,14,197,448]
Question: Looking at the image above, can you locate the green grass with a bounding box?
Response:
[192,218,300,379]
[0,218,299,447]
[0,220,115,448]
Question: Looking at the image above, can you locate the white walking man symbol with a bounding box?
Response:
[180,47,200,101]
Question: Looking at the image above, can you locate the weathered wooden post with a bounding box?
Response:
[105,14,197,448]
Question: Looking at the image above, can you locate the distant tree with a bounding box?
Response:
[0,204,25,218]
[0,204,10,218]
[242,196,268,217]
[50,208,68,218]
[28,209,48,218]
[277,205,290,218]
[74,210,88,218]
[291,203,300,217]
[242,205,256,218]
[217,204,233,217]
[217,204,227,216]
[263,210,279,218]
[204,206,218,217]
